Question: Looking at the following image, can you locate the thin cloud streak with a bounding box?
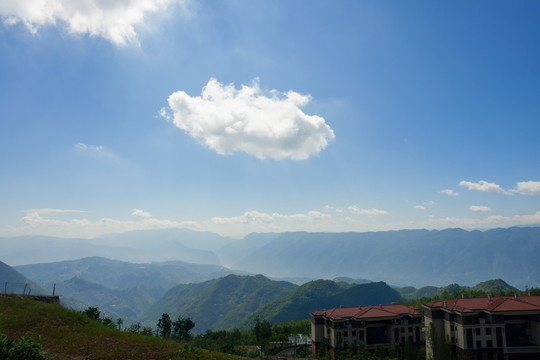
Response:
[2,208,540,238]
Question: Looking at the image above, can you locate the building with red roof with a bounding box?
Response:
[310,304,423,356]
[423,295,540,360]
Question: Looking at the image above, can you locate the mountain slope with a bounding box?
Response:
[143,274,298,333]
[0,260,47,295]
[239,280,402,326]
[15,256,236,291]
[55,276,162,320]
[398,279,519,300]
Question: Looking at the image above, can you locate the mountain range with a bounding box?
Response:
[0,257,524,334]
[3,227,539,288]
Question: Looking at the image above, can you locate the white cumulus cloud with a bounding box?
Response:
[440,189,459,196]
[511,181,540,196]
[459,180,510,195]
[164,78,335,160]
[469,205,491,212]
[414,205,426,210]
[0,0,186,46]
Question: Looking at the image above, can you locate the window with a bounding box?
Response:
[476,340,482,348]
[451,337,455,343]
[343,331,348,338]
[450,325,455,331]
[466,328,473,349]
[476,328,481,335]
[408,327,412,333]
[486,328,492,335]
[352,331,356,337]
[487,340,493,348]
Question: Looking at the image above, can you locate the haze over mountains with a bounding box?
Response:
[3,227,539,288]
[2,226,539,333]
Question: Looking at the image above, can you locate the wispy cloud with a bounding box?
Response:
[18,208,196,238]
[469,205,491,212]
[132,208,152,218]
[414,205,426,210]
[440,189,459,196]
[347,206,389,215]
[459,180,511,195]
[75,142,104,153]
[24,208,87,214]
[511,181,540,196]
[212,210,331,225]
[5,207,540,239]
[0,0,187,46]
[163,78,335,160]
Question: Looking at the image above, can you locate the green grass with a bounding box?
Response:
[0,294,247,360]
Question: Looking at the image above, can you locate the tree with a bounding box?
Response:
[82,306,101,320]
[172,316,195,341]
[101,316,115,328]
[116,317,124,331]
[254,316,272,358]
[157,313,172,338]
[254,316,272,344]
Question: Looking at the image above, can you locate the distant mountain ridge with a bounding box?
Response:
[4,227,540,288]
[15,256,237,291]
[232,227,540,288]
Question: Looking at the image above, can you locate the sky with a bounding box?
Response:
[0,0,539,239]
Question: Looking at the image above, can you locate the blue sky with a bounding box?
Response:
[1,0,539,238]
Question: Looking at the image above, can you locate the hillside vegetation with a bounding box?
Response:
[0,294,245,360]
[240,280,401,327]
[144,274,298,333]
[398,279,519,300]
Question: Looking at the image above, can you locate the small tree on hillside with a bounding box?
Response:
[157,313,172,338]
[82,306,101,320]
[172,316,195,341]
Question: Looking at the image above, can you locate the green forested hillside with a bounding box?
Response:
[56,276,162,320]
[398,278,519,300]
[143,274,298,333]
[239,280,401,327]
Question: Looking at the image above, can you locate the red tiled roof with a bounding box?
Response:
[424,295,540,313]
[311,304,420,320]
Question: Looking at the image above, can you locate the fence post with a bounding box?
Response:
[4,282,6,294]
[53,283,56,297]
[23,283,28,295]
